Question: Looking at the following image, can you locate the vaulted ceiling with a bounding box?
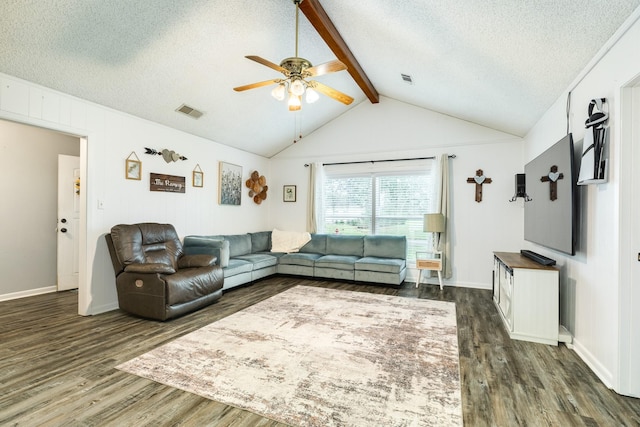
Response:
[1,1,638,157]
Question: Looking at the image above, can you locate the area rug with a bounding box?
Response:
[117,286,462,426]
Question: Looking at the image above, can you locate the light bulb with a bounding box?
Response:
[305,88,319,103]
[271,83,286,101]
[288,93,301,111]
[290,78,305,96]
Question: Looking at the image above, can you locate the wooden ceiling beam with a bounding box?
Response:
[299,0,379,104]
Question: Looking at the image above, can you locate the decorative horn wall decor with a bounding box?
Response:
[577,98,609,185]
[144,147,188,163]
[246,171,268,204]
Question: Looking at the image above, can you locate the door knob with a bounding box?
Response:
[60,228,67,233]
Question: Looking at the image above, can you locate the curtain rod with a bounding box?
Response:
[304,154,456,167]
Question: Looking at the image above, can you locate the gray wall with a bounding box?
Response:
[0,119,79,297]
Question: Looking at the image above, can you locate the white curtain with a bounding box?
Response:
[436,154,452,279]
[306,162,324,233]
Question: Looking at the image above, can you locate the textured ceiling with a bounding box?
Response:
[1,1,638,157]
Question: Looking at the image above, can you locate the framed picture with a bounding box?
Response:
[219,161,242,205]
[126,159,142,180]
[283,185,296,202]
[193,170,203,188]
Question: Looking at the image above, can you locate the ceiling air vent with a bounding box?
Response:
[176,104,204,119]
[401,73,413,85]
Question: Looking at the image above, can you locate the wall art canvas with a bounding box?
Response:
[219,162,242,205]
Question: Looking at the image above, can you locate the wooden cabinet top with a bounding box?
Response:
[494,252,559,271]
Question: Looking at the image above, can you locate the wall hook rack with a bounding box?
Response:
[509,193,532,202]
[509,173,532,202]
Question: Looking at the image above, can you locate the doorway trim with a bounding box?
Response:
[0,112,89,316]
[618,73,640,397]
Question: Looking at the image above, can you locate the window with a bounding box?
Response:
[322,167,434,265]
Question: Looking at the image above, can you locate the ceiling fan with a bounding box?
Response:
[233,0,354,111]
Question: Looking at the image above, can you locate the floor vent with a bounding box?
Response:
[401,73,413,84]
[176,104,204,119]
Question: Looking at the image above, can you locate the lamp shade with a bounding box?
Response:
[424,213,445,233]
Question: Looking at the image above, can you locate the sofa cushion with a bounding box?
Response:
[250,231,272,253]
[183,236,230,268]
[299,234,327,254]
[363,235,406,259]
[279,252,324,267]
[326,235,364,257]
[315,254,360,270]
[225,234,252,257]
[224,258,253,277]
[234,253,278,270]
[355,257,406,274]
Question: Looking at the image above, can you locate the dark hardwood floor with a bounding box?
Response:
[1,276,639,426]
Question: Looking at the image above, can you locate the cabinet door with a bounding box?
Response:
[499,266,513,330]
[493,257,500,303]
[512,269,558,342]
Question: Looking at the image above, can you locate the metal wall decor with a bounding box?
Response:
[144,147,188,163]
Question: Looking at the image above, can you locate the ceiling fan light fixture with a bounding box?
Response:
[290,78,305,96]
[233,0,352,111]
[271,83,286,101]
[305,87,319,103]
[288,93,302,111]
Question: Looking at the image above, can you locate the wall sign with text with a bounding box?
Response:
[150,173,186,193]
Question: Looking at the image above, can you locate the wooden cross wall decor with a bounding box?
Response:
[467,169,492,202]
[540,165,564,201]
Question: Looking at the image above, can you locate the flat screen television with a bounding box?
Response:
[524,133,579,255]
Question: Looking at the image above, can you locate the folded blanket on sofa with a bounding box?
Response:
[271,229,312,253]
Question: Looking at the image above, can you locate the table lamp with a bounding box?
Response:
[424,213,445,252]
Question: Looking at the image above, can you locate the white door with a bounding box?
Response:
[627,84,640,397]
[619,81,640,397]
[57,155,80,291]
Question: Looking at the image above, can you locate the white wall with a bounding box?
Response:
[270,97,525,288]
[523,11,640,393]
[0,120,79,298]
[0,73,271,314]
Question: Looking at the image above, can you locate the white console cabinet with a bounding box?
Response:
[493,252,559,345]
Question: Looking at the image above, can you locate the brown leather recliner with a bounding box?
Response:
[105,223,224,321]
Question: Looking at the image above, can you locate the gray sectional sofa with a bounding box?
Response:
[183,231,406,290]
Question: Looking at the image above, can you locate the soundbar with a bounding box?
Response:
[520,249,556,266]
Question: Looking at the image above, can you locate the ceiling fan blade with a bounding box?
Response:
[306,60,347,77]
[233,79,280,92]
[245,55,287,73]
[310,81,354,105]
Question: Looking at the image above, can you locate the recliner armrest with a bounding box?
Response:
[124,263,176,274]
[178,254,217,269]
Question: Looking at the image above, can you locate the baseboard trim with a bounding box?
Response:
[413,280,492,290]
[572,337,614,389]
[87,302,120,316]
[0,286,57,302]
[450,281,492,290]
